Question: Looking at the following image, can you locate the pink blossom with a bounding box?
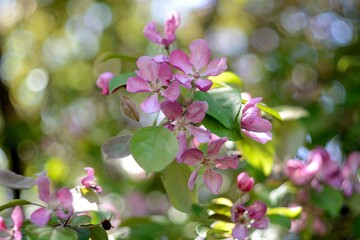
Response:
[126,56,180,113]
[161,100,211,142]
[237,172,255,192]
[30,176,74,227]
[96,72,115,95]
[144,12,180,47]
[81,167,102,194]
[0,206,23,240]
[231,201,269,240]
[180,137,238,194]
[240,97,272,144]
[170,39,227,92]
[284,159,313,186]
[341,151,360,197]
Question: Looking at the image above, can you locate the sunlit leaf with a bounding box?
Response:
[102,134,132,160]
[101,53,138,62]
[70,215,92,226]
[209,71,243,89]
[310,186,343,216]
[0,169,35,189]
[208,204,232,217]
[237,138,275,176]
[274,105,309,121]
[0,199,33,212]
[211,198,233,207]
[161,161,197,213]
[195,87,242,130]
[337,56,360,72]
[130,126,178,173]
[89,225,108,240]
[109,72,136,94]
[267,207,302,219]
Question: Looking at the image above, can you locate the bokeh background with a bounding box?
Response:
[1,0,360,239]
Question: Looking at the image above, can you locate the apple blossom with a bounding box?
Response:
[81,167,102,194]
[96,72,115,95]
[0,206,23,240]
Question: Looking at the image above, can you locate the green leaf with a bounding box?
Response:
[267,207,302,219]
[194,87,242,130]
[130,126,178,173]
[89,225,109,240]
[209,71,243,89]
[208,213,232,223]
[268,215,291,229]
[74,228,90,240]
[102,134,132,160]
[202,115,242,141]
[310,186,343,216]
[237,139,275,176]
[70,215,92,226]
[0,199,33,212]
[101,53,138,62]
[109,72,136,94]
[26,226,78,240]
[0,169,35,189]
[337,56,360,72]
[161,161,197,213]
[353,215,360,237]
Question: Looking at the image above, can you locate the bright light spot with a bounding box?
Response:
[17,81,45,107]
[235,54,263,84]
[291,64,317,89]
[280,8,307,34]
[0,54,23,84]
[207,28,248,57]
[0,148,9,169]
[42,36,73,69]
[84,3,112,35]
[0,0,22,29]
[119,155,146,178]
[251,27,279,52]
[330,19,353,46]
[6,29,34,57]
[168,207,188,224]
[25,68,49,92]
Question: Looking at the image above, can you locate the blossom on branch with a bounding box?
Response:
[30,175,74,227]
[0,206,23,240]
[240,97,272,144]
[170,39,227,92]
[237,172,255,192]
[144,12,181,47]
[81,167,102,194]
[181,137,238,194]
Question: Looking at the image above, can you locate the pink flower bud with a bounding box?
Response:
[236,172,254,192]
[96,72,115,95]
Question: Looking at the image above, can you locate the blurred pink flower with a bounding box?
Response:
[30,176,73,227]
[237,172,255,192]
[144,12,180,47]
[240,97,272,144]
[96,72,114,95]
[0,206,23,240]
[231,201,269,240]
[341,151,360,197]
[181,137,238,194]
[170,39,227,92]
[81,167,102,194]
[126,56,179,113]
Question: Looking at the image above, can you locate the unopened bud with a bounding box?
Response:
[237,172,254,192]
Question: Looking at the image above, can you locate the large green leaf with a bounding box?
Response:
[26,226,78,240]
[130,126,178,173]
[0,199,33,212]
[109,72,136,94]
[237,138,275,176]
[194,87,242,130]
[161,161,197,213]
[202,115,242,141]
[310,186,343,216]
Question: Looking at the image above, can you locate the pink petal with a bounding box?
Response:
[189,39,210,70]
[126,76,151,93]
[158,63,173,86]
[140,94,160,113]
[96,72,114,95]
[0,217,8,231]
[170,50,193,75]
[252,216,270,229]
[187,125,211,143]
[195,78,213,92]
[137,56,160,83]
[174,73,193,88]
[242,97,263,113]
[232,224,248,240]
[248,201,267,220]
[214,156,238,169]
[188,165,201,191]
[143,21,162,44]
[55,188,74,219]
[181,148,204,165]
[153,55,169,63]
[164,12,180,39]
[161,81,180,102]
[237,172,255,192]
[30,208,52,227]
[204,168,223,194]
[160,100,183,120]
[36,176,51,203]
[11,206,24,231]
[176,132,188,162]
[202,57,227,76]
[14,230,22,240]
[207,137,227,157]
[186,101,208,123]
[241,129,272,144]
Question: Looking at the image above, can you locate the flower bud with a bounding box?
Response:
[237,172,254,192]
